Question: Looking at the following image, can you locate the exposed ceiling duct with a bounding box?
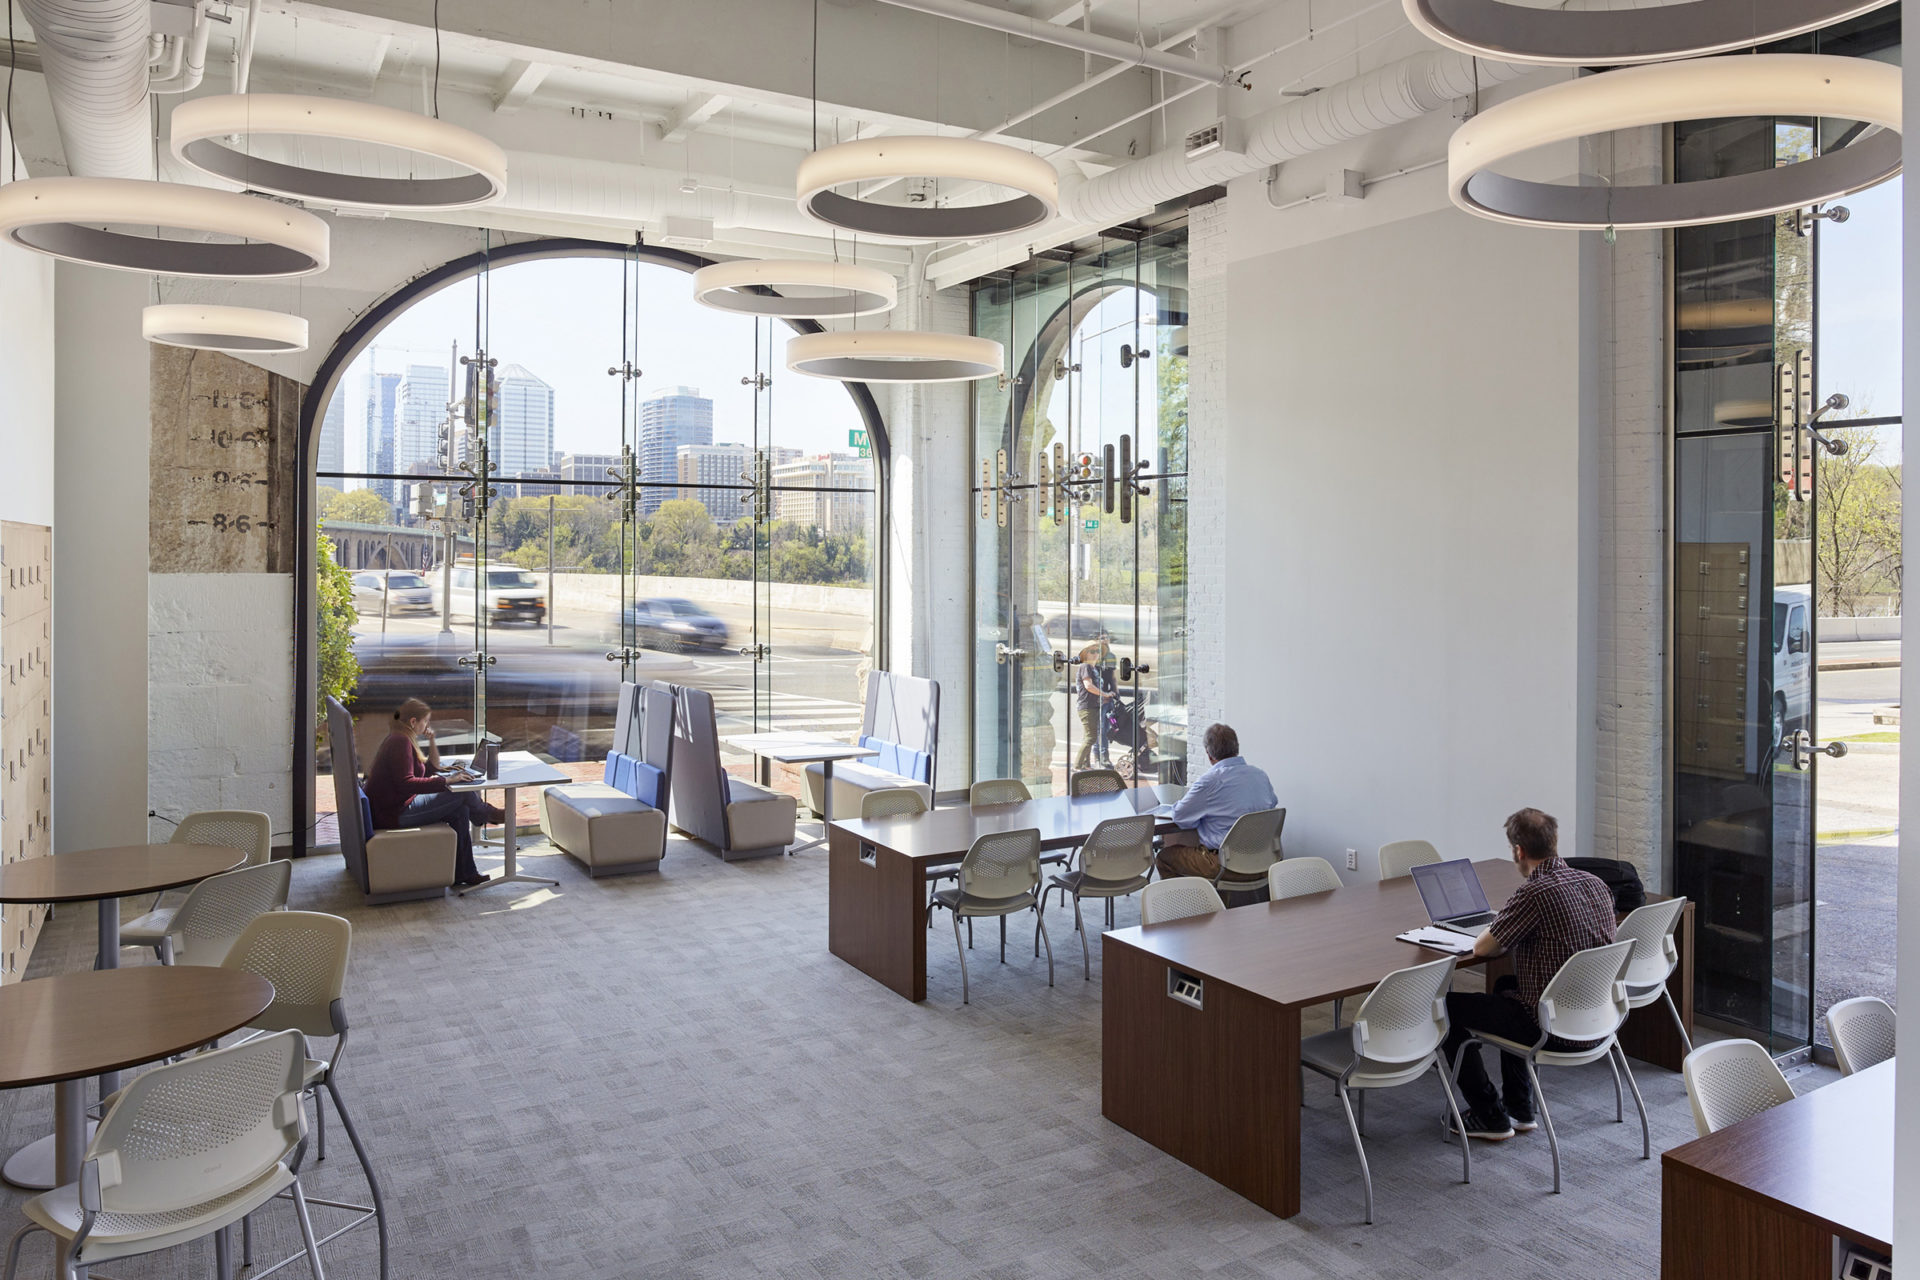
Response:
[19,0,156,179]
[868,0,1231,84]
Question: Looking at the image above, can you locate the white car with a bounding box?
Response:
[1772,584,1813,745]
[350,570,435,616]
[444,566,547,626]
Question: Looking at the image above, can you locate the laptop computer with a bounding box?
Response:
[1409,859,1499,937]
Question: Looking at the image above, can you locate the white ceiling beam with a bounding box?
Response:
[660,92,732,143]
[359,33,394,92]
[491,58,551,113]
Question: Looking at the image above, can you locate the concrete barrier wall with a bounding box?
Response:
[546,573,872,618]
[1819,615,1903,643]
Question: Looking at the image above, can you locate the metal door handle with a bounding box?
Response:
[995,643,1028,665]
[1785,729,1848,770]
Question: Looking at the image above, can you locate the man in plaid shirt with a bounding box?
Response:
[1441,808,1617,1140]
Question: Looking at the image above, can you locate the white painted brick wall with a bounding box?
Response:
[148,574,295,843]
[1185,198,1228,778]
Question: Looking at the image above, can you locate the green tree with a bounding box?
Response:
[318,486,396,525]
[315,525,361,734]
[1814,426,1903,615]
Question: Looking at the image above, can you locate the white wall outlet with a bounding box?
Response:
[1346,847,1359,871]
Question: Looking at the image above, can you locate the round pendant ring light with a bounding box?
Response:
[787,330,1004,382]
[0,177,329,276]
[1450,55,1901,231]
[691,259,898,318]
[797,137,1059,242]
[142,304,309,354]
[170,94,508,209]
[1405,0,1896,65]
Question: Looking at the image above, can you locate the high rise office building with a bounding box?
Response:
[491,364,556,483]
[675,442,756,524]
[770,453,873,535]
[363,370,402,507]
[396,362,450,478]
[557,452,621,496]
[318,393,346,478]
[637,386,712,515]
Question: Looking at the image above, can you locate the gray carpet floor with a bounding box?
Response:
[1,835,1732,1279]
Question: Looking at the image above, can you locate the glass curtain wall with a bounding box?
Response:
[970,221,1189,795]
[312,248,880,844]
[1670,10,1901,1055]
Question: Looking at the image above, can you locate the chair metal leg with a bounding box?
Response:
[1336,1083,1375,1225]
[999,914,1006,964]
[243,1213,254,1266]
[289,1180,328,1280]
[325,1076,392,1280]
[1608,1050,1623,1122]
[1615,1044,1650,1159]
[1355,1086,1366,1137]
[1332,997,1344,1027]
[1074,895,1090,980]
[1663,987,1695,1057]
[1435,1061,1471,1184]
[1035,907,1053,987]
[317,1082,328,1160]
[1527,1059,1562,1193]
[952,910,969,1004]
[215,1224,233,1280]
[3,1222,43,1280]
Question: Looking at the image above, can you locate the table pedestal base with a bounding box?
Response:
[459,786,558,896]
[0,1119,94,1192]
[788,760,836,855]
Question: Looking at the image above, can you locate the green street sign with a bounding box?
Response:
[1083,518,1099,531]
[848,428,869,449]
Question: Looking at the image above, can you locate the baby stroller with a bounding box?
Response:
[1101,689,1158,778]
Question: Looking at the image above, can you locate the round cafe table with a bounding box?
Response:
[0,844,247,1189]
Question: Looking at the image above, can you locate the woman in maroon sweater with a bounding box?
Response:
[363,698,504,887]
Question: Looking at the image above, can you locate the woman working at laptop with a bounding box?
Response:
[363,697,505,888]
[1438,808,1616,1142]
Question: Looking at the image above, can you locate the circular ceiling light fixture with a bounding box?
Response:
[0,177,329,276]
[787,330,1004,382]
[691,259,898,318]
[1405,0,1895,66]
[170,94,509,209]
[796,137,1059,242]
[1450,55,1901,231]
[142,304,309,354]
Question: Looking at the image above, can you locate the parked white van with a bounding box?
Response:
[444,565,547,626]
[1772,584,1813,745]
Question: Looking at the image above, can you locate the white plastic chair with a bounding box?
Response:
[1207,807,1286,898]
[1825,996,1896,1077]
[120,860,292,967]
[1450,939,1647,1193]
[223,912,389,1280]
[1269,856,1343,900]
[1299,955,1470,1223]
[128,810,275,935]
[1040,814,1156,980]
[929,828,1051,1003]
[1683,1038,1796,1137]
[1617,898,1692,1055]
[1139,878,1225,925]
[2,1030,325,1280]
[1377,839,1442,881]
[968,778,1031,806]
[1068,768,1126,796]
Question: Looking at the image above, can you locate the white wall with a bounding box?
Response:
[53,265,151,852]
[1219,199,1593,881]
[0,129,54,528]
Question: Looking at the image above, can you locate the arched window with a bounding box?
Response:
[295,240,889,852]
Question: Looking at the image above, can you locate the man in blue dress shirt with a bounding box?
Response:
[1158,723,1278,880]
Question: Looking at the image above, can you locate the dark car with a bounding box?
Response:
[627,597,730,652]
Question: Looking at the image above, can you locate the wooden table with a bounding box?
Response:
[0,967,274,1198]
[447,750,569,894]
[1101,859,1694,1218]
[0,844,247,1189]
[1662,1061,1893,1280]
[723,732,879,854]
[828,787,1178,1001]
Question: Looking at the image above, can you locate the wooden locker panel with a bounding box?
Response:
[0,521,52,984]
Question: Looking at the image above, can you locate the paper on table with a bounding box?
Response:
[1397,926,1476,955]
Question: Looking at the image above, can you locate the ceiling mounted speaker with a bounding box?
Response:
[787,330,1003,382]
[1406,0,1895,65]
[142,304,309,353]
[0,177,329,276]
[692,260,898,319]
[796,137,1059,242]
[1449,55,1901,230]
[170,94,508,209]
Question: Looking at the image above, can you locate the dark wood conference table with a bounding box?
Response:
[827,787,1179,1002]
[1662,1060,1892,1280]
[1101,858,1694,1219]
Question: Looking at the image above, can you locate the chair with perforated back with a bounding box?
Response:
[1683,1039,1796,1137]
[1299,955,1470,1224]
[1208,807,1286,899]
[862,787,951,924]
[1269,856,1343,900]
[1451,939,1646,1193]
[2,1030,325,1280]
[223,911,389,1280]
[1617,898,1692,1056]
[1069,768,1126,797]
[969,778,1032,807]
[1825,996,1896,1077]
[1040,814,1156,980]
[928,828,1051,1003]
[1139,878,1225,925]
[123,809,276,943]
[120,860,291,967]
[1378,840,1442,881]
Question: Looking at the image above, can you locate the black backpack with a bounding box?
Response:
[1566,857,1646,913]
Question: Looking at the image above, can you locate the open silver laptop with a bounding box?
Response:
[1410,859,1499,937]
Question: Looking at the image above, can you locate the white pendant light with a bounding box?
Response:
[1450,55,1901,231]
[787,330,1003,382]
[691,259,897,318]
[796,137,1059,242]
[170,94,508,210]
[142,304,309,353]
[1406,0,1895,66]
[0,177,329,276]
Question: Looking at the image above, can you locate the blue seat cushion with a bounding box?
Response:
[357,787,375,840]
[609,753,639,798]
[856,736,929,783]
[603,752,620,786]
[629,761,666,810]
